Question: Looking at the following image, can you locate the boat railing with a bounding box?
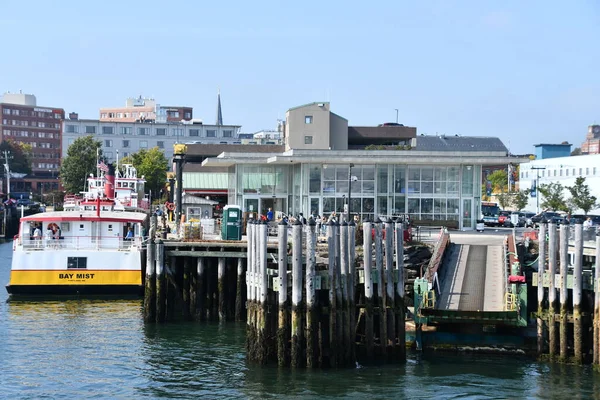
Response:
[18,236,143,251]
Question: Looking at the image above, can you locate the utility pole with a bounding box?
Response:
[531,166,546,214]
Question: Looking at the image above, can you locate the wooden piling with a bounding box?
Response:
[257,221,269,364]
[333,221,343,365]
[348,220,357,362]
[537,222,546,356]
[235,257,245,321]
[190,256,198,320]
[395,222,406,358]
[384,219,395,355]
[305,219,318,368]
[182,257,191,320]
[155,239,165,323]
[246,221,256,359]
[594,233,600,367]
[548,221,558,357]
[218,257,226,322]
[144,240,156,322]
[559,221,569,360]
[206,258,215,321]
[363,220,374,361]
[572,220,584,364]
[374,218,387,355]
[340,220,351,365]
[277,220,289,367]
[327,219,338,367]
[291,220,303,367]
[197,257,206,321]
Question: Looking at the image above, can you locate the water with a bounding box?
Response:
[0,241,598,399]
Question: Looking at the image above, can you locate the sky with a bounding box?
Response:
[1,0,599,155]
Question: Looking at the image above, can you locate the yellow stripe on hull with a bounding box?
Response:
[9,270,142,286]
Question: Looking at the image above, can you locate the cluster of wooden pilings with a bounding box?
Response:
[143,215,252,323]
[245,217,407,367]
[536,220,600,366]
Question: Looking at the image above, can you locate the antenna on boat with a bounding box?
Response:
[96,147,99,178]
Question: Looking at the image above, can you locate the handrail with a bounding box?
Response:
[20,236,142,251]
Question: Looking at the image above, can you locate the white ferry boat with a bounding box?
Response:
[6,165,148,296]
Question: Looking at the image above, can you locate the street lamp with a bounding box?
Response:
[347,163,357,222]
[531,166,546,214]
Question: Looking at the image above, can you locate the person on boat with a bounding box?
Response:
[32,224,42,248]
[125,226,134,241]
[44,225,53,247]
[266,208,274,221]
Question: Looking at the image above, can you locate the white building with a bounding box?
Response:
[62,118,242,163]
[519,154,600,214]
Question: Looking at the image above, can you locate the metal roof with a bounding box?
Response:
[21,210,148,222]
[414,135,508,152]
[183,172,229,190]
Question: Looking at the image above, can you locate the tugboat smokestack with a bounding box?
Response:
[105,164,115,199]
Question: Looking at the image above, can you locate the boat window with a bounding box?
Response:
[79,224,85,230]
[117,182,122,188]
[67,257,87,269]
[108,224,113,232]
[130,182,134,188]
[61,222,70,232]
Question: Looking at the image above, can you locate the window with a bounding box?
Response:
[207,130,216,138]
[305,116,313,124]
[100,113,107,119]
[105,140,113,147]
[11,109,19,115]
[67,257,87,269]
[123,140,130,148]
[66,125,78,133]
[120,127,132,134]
[102,126,114,134]
[189,129,199,137]
[140,140,148,149]
[157,141,164,149]
[167,111,180,118]
[304,135,313,144]
[138,127,148,135]
[2,108,10,114]
[104,151,113,159]
[156,128,166,136]
[184,112,191,119]
[85,126,96,134]
[172,128,183,137]
[223,130,233,138]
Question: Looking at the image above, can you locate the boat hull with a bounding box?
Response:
[6,284,143,296]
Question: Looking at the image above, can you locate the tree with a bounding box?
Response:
[119,147,168,195]
[512,189,530,211]
[537,182,568,212]
[0,140,32,174]
[60,136,102,194]
[571,147,582,156]
[567,177,598,215]
[497,191,512,210]
[486,170,508,193]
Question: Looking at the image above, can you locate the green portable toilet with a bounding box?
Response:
[221,205,242,240]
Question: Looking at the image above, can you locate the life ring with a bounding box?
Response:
[166,202,175,211]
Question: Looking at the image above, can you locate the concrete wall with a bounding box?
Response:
[329,113,348,150]
[285,103,331,151]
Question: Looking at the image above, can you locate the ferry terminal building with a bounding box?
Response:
[200,103,528,230]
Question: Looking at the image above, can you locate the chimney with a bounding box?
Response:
[69,112,79,120]
[104,164,115,199]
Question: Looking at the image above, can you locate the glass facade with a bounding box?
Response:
[232,162,480,229]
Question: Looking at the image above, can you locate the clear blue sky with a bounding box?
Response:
[1,0,599,154]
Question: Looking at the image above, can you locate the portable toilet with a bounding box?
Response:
[221,205,242,240]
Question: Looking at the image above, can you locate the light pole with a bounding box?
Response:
[531,166,546,214]
[347,163,355,223]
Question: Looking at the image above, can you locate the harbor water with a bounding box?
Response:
[0,240,598,399]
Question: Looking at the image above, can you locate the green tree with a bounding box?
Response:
[60,136,102,194]
[567,177,598,215]
[537,182,568,212]
[487,169,508,193]
[119,147,168,195]
[512,189,530,211]
[570,147,582,156]
[0,140,32,174]
[497,191,512,210]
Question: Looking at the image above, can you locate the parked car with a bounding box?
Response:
[530,211,562,227]
[519,212,536,228]
[498,211,511,227]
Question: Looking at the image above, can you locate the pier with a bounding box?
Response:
[142,213,600,370]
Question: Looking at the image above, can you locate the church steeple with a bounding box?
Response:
[216,90,223,126]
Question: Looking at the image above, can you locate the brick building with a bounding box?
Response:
[0,92,64,196]
[581,125,600,155]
